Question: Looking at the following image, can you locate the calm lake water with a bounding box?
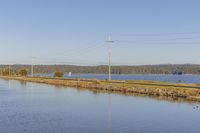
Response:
[0,79,200,133]
[36,74,200,84]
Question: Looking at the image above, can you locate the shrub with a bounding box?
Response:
[2,69,9,76]
[19,69,28,77]
[54,71,64,78]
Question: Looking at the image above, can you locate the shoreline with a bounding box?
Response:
[1,76,200,102]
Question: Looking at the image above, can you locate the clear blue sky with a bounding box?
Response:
[0,0,200,65]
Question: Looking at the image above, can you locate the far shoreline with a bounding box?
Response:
[33,73,200,84]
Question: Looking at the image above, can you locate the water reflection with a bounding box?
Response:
[1,79,200,133]
[3,79,199,104]
[91,89,199,104]
[19,80,27,87]
[107,94,112,133]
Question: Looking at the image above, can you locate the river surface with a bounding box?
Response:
[0,79,200,133]
[36,74,200,84]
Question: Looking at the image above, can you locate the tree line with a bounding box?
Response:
[1,64,200,75]
[0,68,28,76]
[0,67,64,78]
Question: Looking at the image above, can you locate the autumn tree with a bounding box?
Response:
[54,71,64,78]
[19,69,28,77]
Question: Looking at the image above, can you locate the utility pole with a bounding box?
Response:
[31,62,33,77]
[9,64,11,77]
[31,57,36,77]
[106,35,114,81]
[0,68,2,76]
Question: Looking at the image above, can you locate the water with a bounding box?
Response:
[36,74,200,84]
[0,79,200,133]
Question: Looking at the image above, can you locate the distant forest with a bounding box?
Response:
[1,64,200,75]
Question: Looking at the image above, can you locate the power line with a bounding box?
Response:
[53,44,104,59]
[40,41,104,58]
[118,32,200,37]
[114,37,200,46]
[29,44,105,65]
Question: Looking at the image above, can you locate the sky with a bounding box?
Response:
[0,0,200,65]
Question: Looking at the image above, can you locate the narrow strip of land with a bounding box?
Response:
[1,76,200,102]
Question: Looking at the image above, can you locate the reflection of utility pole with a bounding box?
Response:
[107,94,112,132]
[106,36,114,81]
[8,64,11,88]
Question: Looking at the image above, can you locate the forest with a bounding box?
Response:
[1,64,200,75]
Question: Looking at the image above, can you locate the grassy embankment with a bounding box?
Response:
[1,76,200,102]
